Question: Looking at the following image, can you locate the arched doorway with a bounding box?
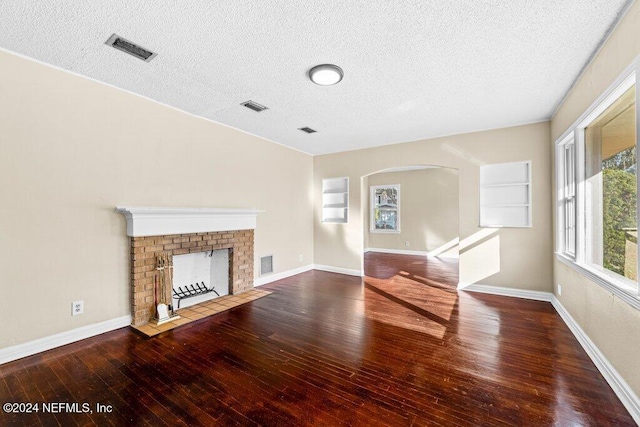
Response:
[360,165,460,283]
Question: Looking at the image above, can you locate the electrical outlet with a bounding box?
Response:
[557,284,562,296]
[72,301,84,316]
[405,241,410,247]
[299,254,304,262]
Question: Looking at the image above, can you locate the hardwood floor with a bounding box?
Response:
[0,252,634,426]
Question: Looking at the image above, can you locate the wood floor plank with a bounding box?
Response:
[0,252,635,426]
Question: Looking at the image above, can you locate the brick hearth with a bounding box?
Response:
[129,229,254,325]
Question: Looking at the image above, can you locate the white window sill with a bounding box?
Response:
[555,252,640,311]
[370,229,401,234]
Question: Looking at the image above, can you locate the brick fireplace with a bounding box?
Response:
[130,230,253,325]
[116,207,262,326]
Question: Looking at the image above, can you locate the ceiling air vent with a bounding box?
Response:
[105,34,157,62]
[299,127,317,134]
[241,100,268,112]
[260,255,273,276]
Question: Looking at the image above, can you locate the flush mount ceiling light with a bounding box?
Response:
[309,64,343,86]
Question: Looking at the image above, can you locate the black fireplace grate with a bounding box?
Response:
[172,282,220,309]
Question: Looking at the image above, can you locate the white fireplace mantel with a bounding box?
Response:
[115,207,263,237]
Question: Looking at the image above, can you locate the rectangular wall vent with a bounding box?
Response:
[241,100,268,112]
[299,127,317,134]
[105,34,157,62]
[260,255,273,276]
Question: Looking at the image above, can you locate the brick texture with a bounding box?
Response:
[129,229,255,325]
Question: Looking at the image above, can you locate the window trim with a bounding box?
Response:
[554,61,640,307]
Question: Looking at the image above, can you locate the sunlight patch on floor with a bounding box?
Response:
[364,276,458,340]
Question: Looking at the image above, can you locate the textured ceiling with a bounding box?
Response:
[0,1,632,155]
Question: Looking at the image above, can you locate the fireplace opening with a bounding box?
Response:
[171,250,230,309]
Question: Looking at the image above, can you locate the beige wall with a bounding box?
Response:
[0,50,314,349]
[365,168,459,254]
[550,0,640,395]
[314,121,553,291]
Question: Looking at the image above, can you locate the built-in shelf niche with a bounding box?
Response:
[480,161,531,227]
[322,177,349,223]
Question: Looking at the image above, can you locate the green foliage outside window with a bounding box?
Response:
[602,148,637,276]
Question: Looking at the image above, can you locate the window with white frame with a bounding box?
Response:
[555,69,638,298]
[370,185,400,232]
[584,83,637,288]
[557,136,576,257]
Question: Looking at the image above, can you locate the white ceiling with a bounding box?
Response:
[0,1,632,155]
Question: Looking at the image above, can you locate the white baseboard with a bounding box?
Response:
[458,283,552,302]
[0,315,132,365]
[254,264,314,286]
[313,264,363,277]
[365,247,458,259]
[365,247,429,257]
[551,296,640,424]
[431,255,459,260]
[460,283,640,423]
